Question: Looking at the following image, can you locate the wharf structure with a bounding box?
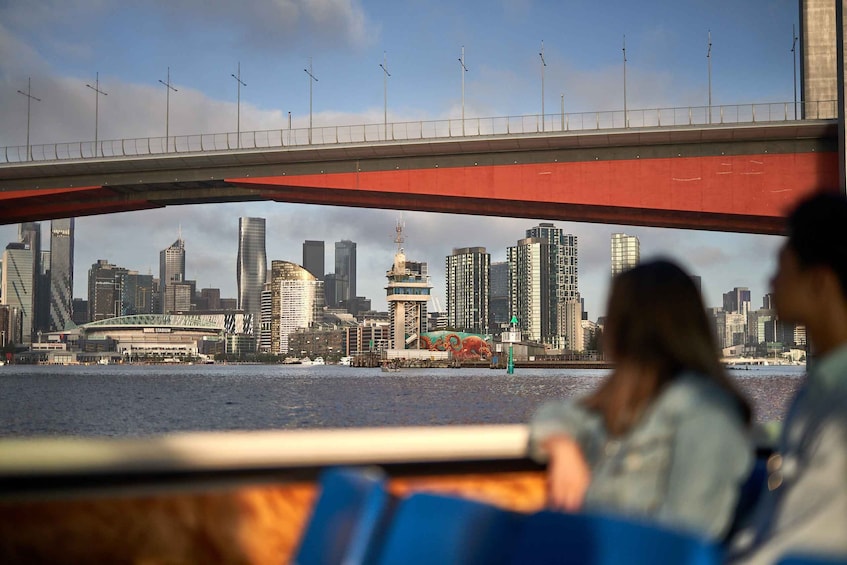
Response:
[385,223,431,352]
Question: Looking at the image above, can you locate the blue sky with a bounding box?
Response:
[0,0,799,318]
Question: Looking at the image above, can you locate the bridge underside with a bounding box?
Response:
[0,124,839,235]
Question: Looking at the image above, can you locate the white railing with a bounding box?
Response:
[1,100,837,165]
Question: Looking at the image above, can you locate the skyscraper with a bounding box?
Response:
[159,235,185,313]
[268,260,324,354]
[509,223,578,348]
[446,247,490,334]
[385,225,430,350]
[88,260,128,322]
[489,261,510,330]
[49,218,74,331]
[302,240,325,280]
[335,240,357,304]
[1,242,34,345]
[237,217,267,339]
[610,232,640,277]
[18,223,42,332]
[508,237,556,345]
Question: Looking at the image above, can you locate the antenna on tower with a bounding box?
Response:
[394,218,405,252]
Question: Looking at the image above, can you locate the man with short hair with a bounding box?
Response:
[731,192,847,563]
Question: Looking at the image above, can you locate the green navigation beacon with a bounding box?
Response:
[504,317,520,375]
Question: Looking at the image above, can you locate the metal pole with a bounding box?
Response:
[304,59,318,144]
[561,93,564,131]
[380,52,391,140]
[231,62,246,148]
[16,77,41,161]
[707,30,712,124]
[622,35,627,127]
[158,67,178,152]
[459,46,468,135]
[85,72,108,157]
[792,24,798,119]
[539,41,547,132]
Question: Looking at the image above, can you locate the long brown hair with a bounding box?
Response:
[583,259,751,436]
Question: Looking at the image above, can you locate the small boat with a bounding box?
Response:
[338,356,352,366]
[381,360,401,373]
[312,357,325,366]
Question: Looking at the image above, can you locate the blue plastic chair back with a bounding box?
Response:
[371,491,525,565]
[293,466,391,565]
[510,510,723,565]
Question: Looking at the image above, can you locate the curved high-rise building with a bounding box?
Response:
[237,217,267,339]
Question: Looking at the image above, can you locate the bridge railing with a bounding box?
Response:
[1,100,837,165]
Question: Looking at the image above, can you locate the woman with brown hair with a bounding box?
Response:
[528,259,753,540]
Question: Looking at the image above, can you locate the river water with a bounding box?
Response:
[0,364,805,438]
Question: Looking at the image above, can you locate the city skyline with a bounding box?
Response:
[0,213,781,325]
[0,0,794,318]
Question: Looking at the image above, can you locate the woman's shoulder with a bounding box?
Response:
[655,372,744,419]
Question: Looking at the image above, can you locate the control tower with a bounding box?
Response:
[385,222,431,350]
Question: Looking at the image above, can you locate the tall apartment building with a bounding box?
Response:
[267,260,324,354]
[302,240,325,280]
[335,240,357,305]
[49,218,74,331]
[610,233,640,277]
[18,223,42,333]
[489,261,510,331]
[445,247,490,334]
[159,236,185,313]
[508,223,578,348]
[121,272,154,315]
[1,243,34,345]
[237,217,267,339]
[723,287,752,316]
[88,260,128,322]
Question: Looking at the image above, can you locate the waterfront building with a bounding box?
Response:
[723,287,752,316]
[163,281,194,314]
[48,218,74,332]
[159,235,185,314]
[712,310,748,350]
[302,240,325,281]
[323,272,346,308]
[269,261,324,354]
[335,240,357,304]
[237,218,266,343]
[345,320,390,356]
[489,261,509,331]
[37,250,51,333]
[88,260,128,322]
[445,246,490,334]
[1,242,34,345]
[385,226,431,351]
[610,233,640,277]
[121,272,154,316]
[258,284,272,353]
[525,223,579,302]
[747,308,775,346]
[559,298,585,352]
[0,304,21,348]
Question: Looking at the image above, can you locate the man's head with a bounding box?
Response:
[772,192,847,323]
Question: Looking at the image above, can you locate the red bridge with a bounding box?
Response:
[0,102,839,235]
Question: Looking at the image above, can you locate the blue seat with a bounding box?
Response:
[510,510,723,565]
[370,491,526,565]
[293,466,392,565]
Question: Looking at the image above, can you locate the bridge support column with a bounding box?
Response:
[838,0,847,192]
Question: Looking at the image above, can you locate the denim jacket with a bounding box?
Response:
[528,373,752,540]
[731,345,847,564]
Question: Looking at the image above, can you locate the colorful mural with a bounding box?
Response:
[420,332,492,360]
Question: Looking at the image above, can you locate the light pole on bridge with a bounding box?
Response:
[231,62,246,149]
[792,24,798,119]
[158,67,178,152]
[622,35,628,128]
[16,77,41,162]
[379,52,391,140]
[85,72,108,157]
[539,41,547,132]
[707,30,712,124]
[304,59,318,144]
[458,46,468,136]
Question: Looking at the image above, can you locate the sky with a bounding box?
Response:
[0,0,800,319]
